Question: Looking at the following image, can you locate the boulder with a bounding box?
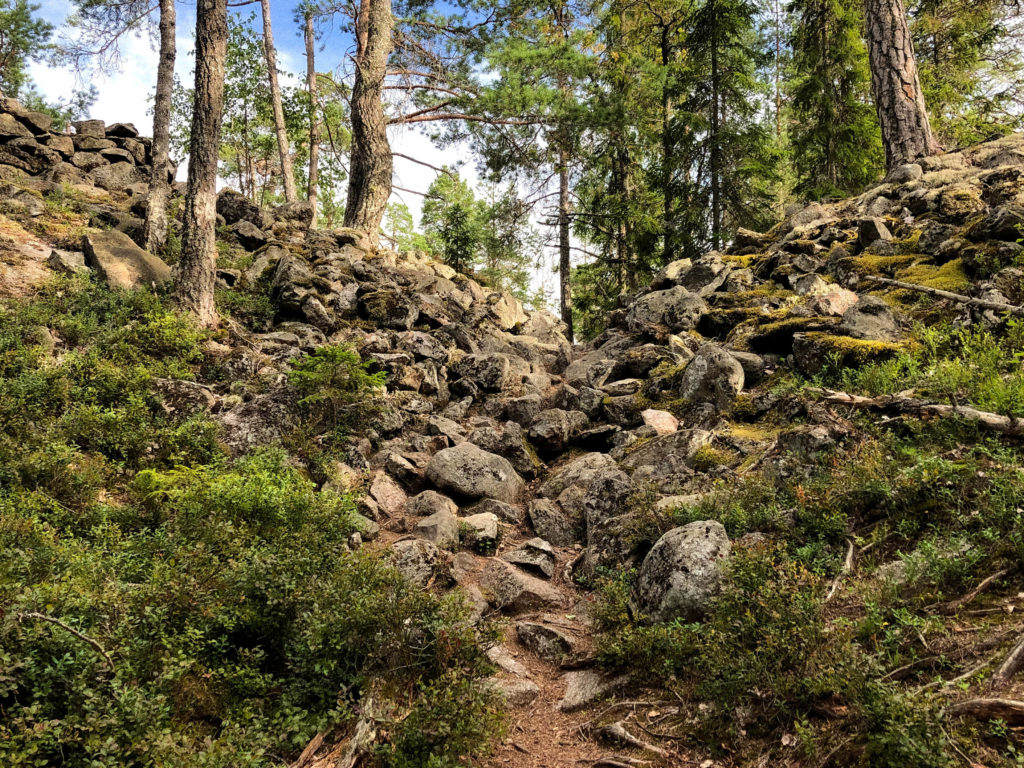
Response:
[414,508,460,546]
[0,113,31,138]
[626,285,708,333]
[390,539,442,587]
[558,670,630,713]
[641,408,679,435]
[631,521,730,623]
[501,538,556,578]
[619,429,713,492]
[678,345,745,409]
[72,119,106,137]
[82,230,171,289]
[452,353,523,393]
[461,512,500,549]
[217,188,264,226]
[516,621,575,664]
[217,392,297,454]
[407,489,458,518]
[426,442,525,503]
[273,200,314,228]
[88,162,145,190]
[490,678,539,708]
[527,499,576,547]
[857,217,893,249]
[840,295,900,342]
[478,558,565,613]
[47,248,89,275]
[231,219,268,250]
[528,408,588,454]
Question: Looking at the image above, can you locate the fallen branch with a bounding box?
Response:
[18,612,115,671]
[929,567,1017,615]
[993,633,1024,688]
[864,275,1024,318]
[824,537,856,603]
[808,388,1024,437]
[946,698,1024,723]
[289,732,324,768]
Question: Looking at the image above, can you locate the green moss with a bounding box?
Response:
[840,252,919,276]
[800,332,904,367]
[691,444,735,471]
[895,258,969,291]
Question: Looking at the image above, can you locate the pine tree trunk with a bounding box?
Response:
[661,25,675,264]
[864,0,940,168]
[143,0,175,255]
[305,8,320,228]
[260,0,297,202]
[175,0,228,328]
[344,0,393,248]
[558,143,573,342]
[709,11,721,251]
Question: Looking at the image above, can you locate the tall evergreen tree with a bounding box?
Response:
[788,0,883,198]
[0,0,52,98]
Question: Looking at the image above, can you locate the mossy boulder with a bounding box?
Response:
[792,332,902,376]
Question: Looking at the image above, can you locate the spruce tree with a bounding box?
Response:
[788,0,883,198]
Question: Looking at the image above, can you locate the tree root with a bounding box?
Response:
[595,721,668,758]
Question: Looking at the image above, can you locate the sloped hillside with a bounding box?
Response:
[2,96,1024,768]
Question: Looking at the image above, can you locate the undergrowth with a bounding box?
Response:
[0,277,502,767]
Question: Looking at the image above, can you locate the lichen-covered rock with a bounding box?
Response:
[678,345,745,410]
[415,508,459,546]
[426,442,525,503]
[631,521,730,622]
[501,537,556,578]
[839,295,900,341]
[390,539,442,587]
[626,285,708,333]
[527,499,576,546]
[528,408,588,454]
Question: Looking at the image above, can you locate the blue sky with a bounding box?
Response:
[28,0,481,224]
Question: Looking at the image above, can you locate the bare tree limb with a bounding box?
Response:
[18,612,115,671]
[864,275,1024,317]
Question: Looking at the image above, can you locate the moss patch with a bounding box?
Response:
[895,258,969,291]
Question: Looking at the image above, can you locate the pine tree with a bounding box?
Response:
[788,0,883,198]
[0,0,52,99]
[176,0,229,328]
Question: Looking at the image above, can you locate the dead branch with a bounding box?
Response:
[824,537,856,603]
[946,698,1024,723]
[289,732,324,768]
[993,633,1024,688]
[807,388,1024,437]
[864,275,1024,317]
[17,612,115,671]
[929,567,1017,615]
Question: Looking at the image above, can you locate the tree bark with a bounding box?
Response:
[344,0,393,248]
[175,0,228,328]
[709,6,721,252]
[863,0,940,168]
[558,143,573,342]
[143,0,176,255]
[305,7,320,228]
[260,0,298,202]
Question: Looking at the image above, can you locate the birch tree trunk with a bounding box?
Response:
[305,7,320,228]
[260,0,297,202]
[143,0,176,255]
[864,0,941,169]
[175,0,228,328]
[343,0,393,248]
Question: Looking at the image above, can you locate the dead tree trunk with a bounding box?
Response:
[143,0,176,254]
[305,7,320,228]
[260,0,298,202]
[863,0,941,168]
[175,0,228,328]
[343,0,393,248]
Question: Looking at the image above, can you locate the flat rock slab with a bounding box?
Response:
[557,670,630,713]
[82,230,170,289]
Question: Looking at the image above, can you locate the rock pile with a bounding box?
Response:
[4,95,1024,713]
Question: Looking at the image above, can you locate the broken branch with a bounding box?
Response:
[864,275,1024,317]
